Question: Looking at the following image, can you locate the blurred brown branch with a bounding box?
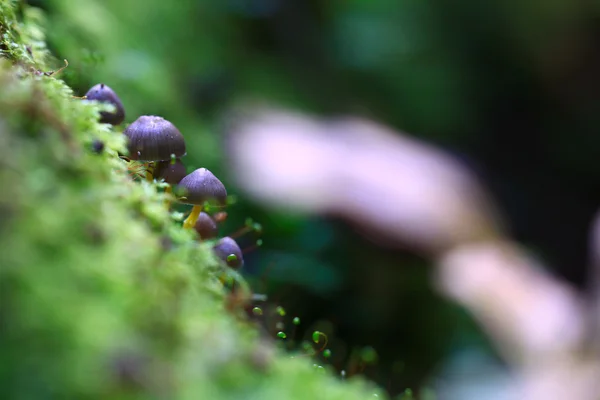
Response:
[224,106,600,400]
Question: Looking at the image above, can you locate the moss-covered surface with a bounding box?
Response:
[0,1,384,398]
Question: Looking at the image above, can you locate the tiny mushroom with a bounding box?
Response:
[194,212,218,240]
[154,158,187,188]
[213,236,244,269]
[85,83,125,125]
[90,139,105,154]
[177,168,227,229]
[123,115,186,181]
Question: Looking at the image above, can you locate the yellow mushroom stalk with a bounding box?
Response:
[183,205,202,229]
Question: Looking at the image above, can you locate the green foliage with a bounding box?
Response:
[38,1,471,392]
[0,1,383,398]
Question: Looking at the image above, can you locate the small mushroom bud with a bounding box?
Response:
[194,212,218,240]
[213,236,244,269]
[154,158,187,185]
[177,168,227,229]
[91,139,105,154]
[85,83,125,125]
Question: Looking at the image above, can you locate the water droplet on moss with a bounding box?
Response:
[323,349,331,358]
[276,306,286,316]
[277,331,286,339]
[252,307,263,316]
[312,331,321,344]
[293,317,300,325]
[226,254,238,263]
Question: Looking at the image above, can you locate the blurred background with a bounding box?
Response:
[31,0,600,397]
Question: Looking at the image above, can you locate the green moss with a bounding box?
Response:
[0,1,384,399]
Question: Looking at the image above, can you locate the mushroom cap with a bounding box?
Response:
[177,168,227,206]
[91,139,105,154]
[213,236,243,269]
[154,158,187,185]
[85,83,125,125]
[194,212,218,240]
[123,115,186,161]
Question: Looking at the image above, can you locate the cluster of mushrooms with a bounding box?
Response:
[84,83,243,269]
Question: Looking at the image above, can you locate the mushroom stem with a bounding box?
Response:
[144,162,155,182]
[183,205,202,229]
[229,226,252,239]
[164,186,173,209]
